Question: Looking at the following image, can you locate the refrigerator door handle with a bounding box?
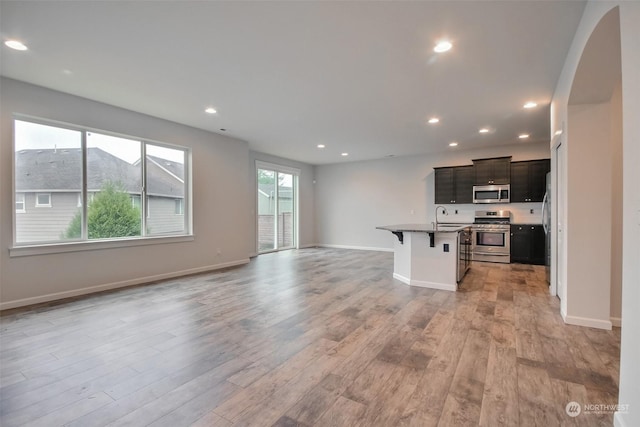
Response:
[541,192,549,233]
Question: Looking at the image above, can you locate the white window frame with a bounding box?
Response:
[11,115,193,256]
[175,199,184,215]
[35,193,51,208]
[15,193,26,213]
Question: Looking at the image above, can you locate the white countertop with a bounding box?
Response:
[376,223,471,233]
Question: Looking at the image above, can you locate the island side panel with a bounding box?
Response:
[392,232,412,284]
[408,232,458,291]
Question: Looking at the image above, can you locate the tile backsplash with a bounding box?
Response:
[431,202,544,225]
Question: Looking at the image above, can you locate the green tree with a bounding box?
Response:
[257,169,275,185]
[257,169,287,185]
[64,181,141,239]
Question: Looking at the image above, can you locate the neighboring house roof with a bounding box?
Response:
[258,183,292,199]
[15,148,184,198]
[147,155,184,180]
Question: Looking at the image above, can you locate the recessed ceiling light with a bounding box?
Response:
[317,144,325,149]
[341,152,349,157]
[4,40,28,51]
[205,107,217,114]
[449,142,458,147]
[519,134,530,139]
[523,101,538,109]
[434,41,452,53]
[479,128,490,134]
[428,117,440,124]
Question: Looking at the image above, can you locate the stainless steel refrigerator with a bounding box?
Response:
[542,172,551,284]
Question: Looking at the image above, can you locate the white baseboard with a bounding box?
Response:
[393,272,411,285]
[614,411,628,427]
[393,273,457,292]
[316,243,393,253]
[611,317,622,327]
[563,314,613,330]
[299,244,319,249]
[409,279,457,292]
[0,258,250,311]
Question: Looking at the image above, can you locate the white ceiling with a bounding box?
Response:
[0,1,586,165]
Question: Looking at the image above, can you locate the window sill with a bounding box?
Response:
[9,235,194,258]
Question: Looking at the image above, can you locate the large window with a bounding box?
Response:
[13,118,190,245]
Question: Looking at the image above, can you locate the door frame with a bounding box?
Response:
[255,160,300,254]
[551,135,566,312]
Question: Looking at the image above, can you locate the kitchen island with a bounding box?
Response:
[376,224,471,291]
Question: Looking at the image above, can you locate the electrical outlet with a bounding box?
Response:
[216,248,221,255]
[455,209,458,214]
[443,243,449,252]
[530,209,534,214]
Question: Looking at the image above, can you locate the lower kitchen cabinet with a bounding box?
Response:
[510,224,545,265]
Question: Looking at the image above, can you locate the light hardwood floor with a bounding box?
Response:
[0,248,620,426]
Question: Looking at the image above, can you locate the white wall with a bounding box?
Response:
[248,150,316,255]
[551,2,640,426]
[0,78,252,308]
[610,82,623,323]
[566,102,612,326]
[618,3,640,426]
[315,142,550,250]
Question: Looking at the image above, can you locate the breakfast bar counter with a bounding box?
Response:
[376,224,471,291]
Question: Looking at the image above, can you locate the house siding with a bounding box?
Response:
[147,196,185,235]
[15,192,185,243]
[16,192,79,243]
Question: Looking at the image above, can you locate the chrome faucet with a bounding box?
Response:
[435,205,448,228]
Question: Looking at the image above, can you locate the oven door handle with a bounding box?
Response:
[473,251,510,257]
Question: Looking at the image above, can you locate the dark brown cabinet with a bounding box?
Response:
[434,165,474,204]
[473,157,511,185]
[510,159,550,202]
[510,224,545,265]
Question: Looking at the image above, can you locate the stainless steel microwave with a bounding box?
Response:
[473,185,510,204]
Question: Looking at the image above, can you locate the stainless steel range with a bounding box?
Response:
[472,210,511,264]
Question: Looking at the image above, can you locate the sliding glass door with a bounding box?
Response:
[257,163,298,253]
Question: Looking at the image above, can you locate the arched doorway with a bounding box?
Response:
[560,6,623,328]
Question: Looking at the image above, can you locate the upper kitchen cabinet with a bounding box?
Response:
[510,159,551,202]
[434,165,474,204]
[472,157,511,185]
